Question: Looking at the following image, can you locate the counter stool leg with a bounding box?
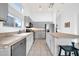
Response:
[58,47,62,56]
[74,51,77,56]
[65,51,67,56]
[77,50,79,56]
[69,51,71,56]
[75,50,78,56]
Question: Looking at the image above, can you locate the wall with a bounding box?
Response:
[60,12,77,34]
[57,3,79,34]
[30,11,53,23]
[23,5,31,17]
[55,3,79,48]
[56,13,61,32]
[77,14,79,34]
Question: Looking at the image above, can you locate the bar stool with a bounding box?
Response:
[58,42,79,56]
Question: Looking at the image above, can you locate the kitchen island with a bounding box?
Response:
[46,32,79,56]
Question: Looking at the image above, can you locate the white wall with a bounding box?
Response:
[30,11,53,23]
[23,6,31,16]
[56,13,61,32]
[77,14,79,34]
[55,3,79,47]
[60,12,77,34]
[57,3,79,34]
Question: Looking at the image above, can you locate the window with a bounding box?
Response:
[3,13,15,27]
[3,13,22,27]
[14,17,22,27]
[13,3,24,13]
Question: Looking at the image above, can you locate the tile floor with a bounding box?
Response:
[28,39,52,56]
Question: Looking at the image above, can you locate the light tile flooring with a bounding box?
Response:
[28,39,52,56]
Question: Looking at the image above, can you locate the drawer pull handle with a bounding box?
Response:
[20,43,23,45]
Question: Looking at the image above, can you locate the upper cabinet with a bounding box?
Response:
[2,3,24,28]
[0,3,8,21]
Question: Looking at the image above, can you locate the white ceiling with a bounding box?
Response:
[22,3,64,22]
[22,3,64,13]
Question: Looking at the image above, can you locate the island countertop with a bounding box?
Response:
[49,32,79,38]
[0,32,32,48]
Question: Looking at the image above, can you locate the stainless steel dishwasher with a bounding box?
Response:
[11,38,26,56]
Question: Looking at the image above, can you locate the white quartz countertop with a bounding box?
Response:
[0,33,32,48]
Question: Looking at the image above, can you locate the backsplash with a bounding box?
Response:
[0,22,24,33]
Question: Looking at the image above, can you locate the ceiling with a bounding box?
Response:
[22,3,64,13]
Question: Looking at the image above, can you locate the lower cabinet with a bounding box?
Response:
[46,33,51,49]
[0,38,26,56]
[0,47,11,56]
[46,33,54,55]
[26,33,33,55]
[0,33,33,56]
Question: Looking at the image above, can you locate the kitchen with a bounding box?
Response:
[0,3,79,56]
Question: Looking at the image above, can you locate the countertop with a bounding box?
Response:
[26,27,45,32]
[0,33,32,48]
[49,32,79,38]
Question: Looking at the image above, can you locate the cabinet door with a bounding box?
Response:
[50,36,55,55]
[26,36,30,55]
[46,33,51,49]
[0,47,11,56]
[26,33,33,55]
[46,33,54,55]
